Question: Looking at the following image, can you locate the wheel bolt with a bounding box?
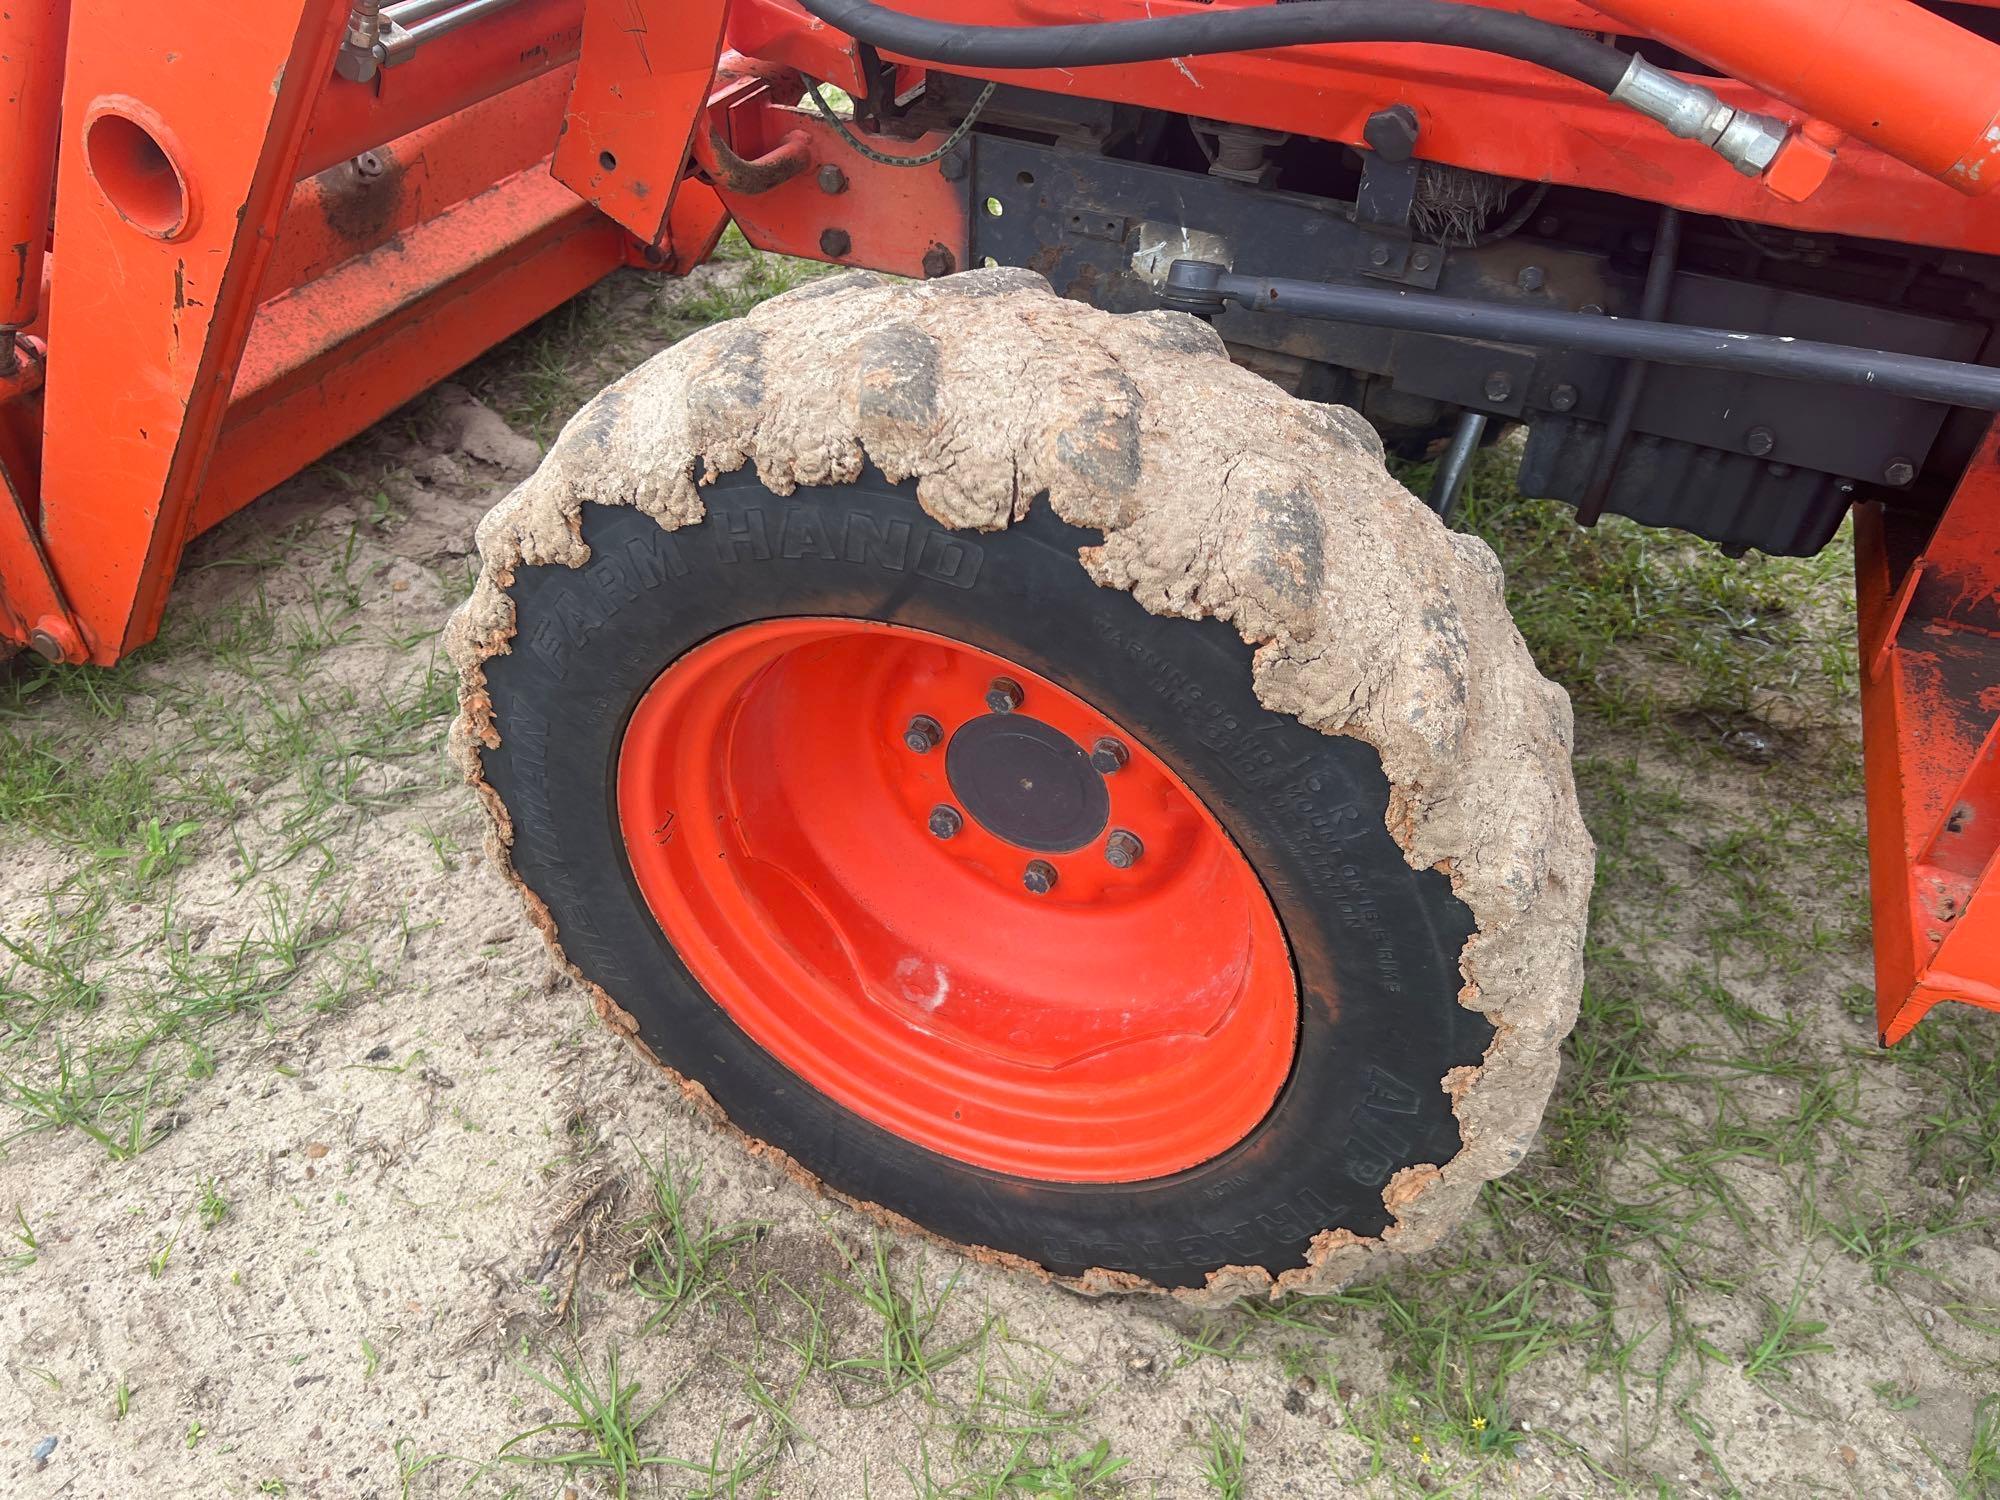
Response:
[986,677,1023,714]
[1089,737,1129,774]
[904,715,943,753]
[1022,859,1057,894]
[1104,830,1143,869]
[928,804,963,840]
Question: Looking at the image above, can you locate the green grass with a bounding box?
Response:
[627,1149,765,1331]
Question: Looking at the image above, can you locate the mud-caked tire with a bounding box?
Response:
[448,268,1592,1302]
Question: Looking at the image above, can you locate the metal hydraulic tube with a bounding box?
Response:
[1587,0,2000,194]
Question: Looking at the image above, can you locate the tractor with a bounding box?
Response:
[2,0,1997,1300]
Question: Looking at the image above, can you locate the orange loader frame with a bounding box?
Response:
[1,0,1997,1046]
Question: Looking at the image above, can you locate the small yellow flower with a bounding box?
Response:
[1471,1416,1488,1431]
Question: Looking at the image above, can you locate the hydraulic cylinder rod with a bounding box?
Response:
[1588,0,2000,195]
[0,0,71,363]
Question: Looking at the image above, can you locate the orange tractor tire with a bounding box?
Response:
[447,268,1594,1302]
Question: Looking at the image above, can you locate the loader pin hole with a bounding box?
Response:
[86,110,191,240]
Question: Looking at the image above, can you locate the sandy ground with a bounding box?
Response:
[2,261,1998,1498]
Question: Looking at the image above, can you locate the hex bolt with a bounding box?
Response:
[986,677,1023,714]
[1745,426,1776,458]
[1410,249,1434,273]
[1089,736,1129,774]
[1362,104,1420,163]
[921,244,956,279]
[1884,457,1917,486]
[928,804,963,840]
[1022,859,1058,894]
[1517,265,1546,292]
[817,164,848,195]
[938,149,968,182]
[903,715,943,754]
[1549,384,1579,412]
[1368,244,1391,268]
[1579,302,1605,316]
[819,227,852,258]
[1104,830,1144,869]
[1483,370,1514,403]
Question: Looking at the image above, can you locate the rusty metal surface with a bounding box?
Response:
[1855,420,2000,1043]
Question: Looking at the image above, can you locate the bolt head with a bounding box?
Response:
[1368,245,1391,268]
[353,151,386,179]
[1549,384,1578,412]
[921,243,956,279]
[1745,426,1776,458]
[333,47,379,84]
[817,163,848,195]
[819,227,852,259]
[1411,250,1433,272]
[1104,830,1143,869]
[1022,859,1058,895]
[1089,737,1129,775]
[27,628,64,663]
[985,677,1023,714]
[903,715,942,754]
[938,150,967,182]
[928,804,963,840]
[1884,458,1916,487]
[1483,371,1514,403]
[1362,104,1420,163]
[1517,265,1546,292]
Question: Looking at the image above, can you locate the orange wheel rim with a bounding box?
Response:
[616,618,1298,1182]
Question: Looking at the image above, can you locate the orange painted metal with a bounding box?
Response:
[726,0,2000,257]
[267,68,579,295]
[1583,0,2000,195]
[300,0,582,179]
[198,163,625,535]
[1855,421,2000,1044]
[617,618,1298,1180]
[37,0,353,663]
[550,0,731,248]
[701,83,969,279]
[0,0,70,339]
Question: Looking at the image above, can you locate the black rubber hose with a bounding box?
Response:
[791,0,1633,95]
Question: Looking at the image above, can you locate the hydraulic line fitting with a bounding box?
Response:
[1611,57,1789,177]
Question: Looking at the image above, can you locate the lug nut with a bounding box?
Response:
[986,677,1023,714]
[1089,737,1129,774]
[928,804,963,840]
[1022,859,1057,894]
[1104,830,1144,869]
[904,715,943,753]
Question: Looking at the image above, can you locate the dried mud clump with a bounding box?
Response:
[446,267,1594,1305]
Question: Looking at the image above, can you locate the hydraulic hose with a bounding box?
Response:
[792,0,1632,92]
[792,0,1792,177]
